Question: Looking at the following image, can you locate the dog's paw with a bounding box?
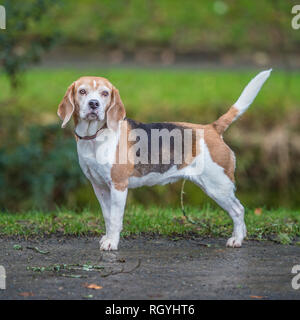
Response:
[226,236,243,248]
[99,235,108,245]
[100,238,119,251]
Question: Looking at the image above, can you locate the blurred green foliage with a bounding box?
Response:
[0,122,85,211]
[1,0,298,60]
[43,0,299,53]
[0,0,60,88]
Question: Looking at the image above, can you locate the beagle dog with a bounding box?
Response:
[57,70,271,251]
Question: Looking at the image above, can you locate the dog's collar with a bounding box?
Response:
[74,125,107,140]
[74,118,127,140]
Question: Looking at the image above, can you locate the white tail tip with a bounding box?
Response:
[234,69,272,116]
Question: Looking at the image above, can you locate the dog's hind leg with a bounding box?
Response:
[212,191,247,247]
[190,173,246,248]
[224,197,247,248]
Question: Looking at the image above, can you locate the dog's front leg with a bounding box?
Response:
[100,186,128,251]
[91,183,111,246]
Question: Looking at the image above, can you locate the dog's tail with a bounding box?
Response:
[213,69,272,135]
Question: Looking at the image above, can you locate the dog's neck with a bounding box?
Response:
[75,119,106,138]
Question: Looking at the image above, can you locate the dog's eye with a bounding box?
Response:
[79,89,87,95]
[102,91,109,97]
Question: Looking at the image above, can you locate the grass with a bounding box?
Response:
[0,206,299,244]
[0,68,299,124]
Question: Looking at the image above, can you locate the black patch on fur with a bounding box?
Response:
[126,118,194,176]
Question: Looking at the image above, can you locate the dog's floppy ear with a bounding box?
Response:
[107,86,126,131]
[57,82,76,128]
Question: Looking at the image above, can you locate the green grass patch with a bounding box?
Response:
[0,206,299,244]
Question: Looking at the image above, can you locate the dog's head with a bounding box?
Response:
[57,77,126,131]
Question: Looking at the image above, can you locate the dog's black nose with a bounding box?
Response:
[88,99,100,110]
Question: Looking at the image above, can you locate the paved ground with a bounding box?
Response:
[0,236,299,300]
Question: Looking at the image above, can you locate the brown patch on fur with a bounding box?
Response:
[106,87,126,131]
[57,82,76,128]
[111,120,135,191]
[205,124,236,181]
[213,106,239,135]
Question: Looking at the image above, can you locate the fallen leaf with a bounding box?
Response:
[26,246,50,255]
[83,283,103,290]
[254,208,262,216]
[19,292,34,297]
[250,295,265,299]
[13,244,23,251]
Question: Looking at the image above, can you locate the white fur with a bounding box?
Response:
[129,166,181,188]
[100,186,128,251]
[234,69,272,118]
[77,128,118,183]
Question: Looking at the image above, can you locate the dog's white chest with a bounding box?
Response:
[77,131,118,186]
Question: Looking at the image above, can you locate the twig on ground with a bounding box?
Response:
[181,180,199,225]
[101,259,142,278]
[61,274,88,278]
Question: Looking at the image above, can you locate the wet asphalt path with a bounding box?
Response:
[0,237,299,300]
